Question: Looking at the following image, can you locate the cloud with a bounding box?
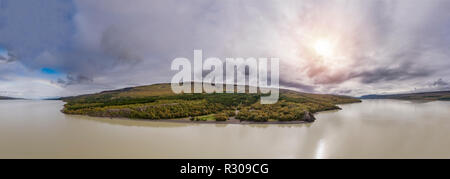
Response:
[279,79,317,93]
[57,74,93,86]
[1,0,450,97]
[0,50,16,63]
[0,0,74,66]
[432,79,449,87]
[353,62,433,84]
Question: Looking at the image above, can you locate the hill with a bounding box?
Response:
[360,91,450,101]
[62,83,361,123]
[0,96,21,100]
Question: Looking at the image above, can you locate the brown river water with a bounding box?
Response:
[1,99,450,158]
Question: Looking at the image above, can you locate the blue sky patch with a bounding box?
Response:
[0,47,7,56]
[41,67,60,75]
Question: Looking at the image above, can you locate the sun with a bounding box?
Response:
[314,39,334,58]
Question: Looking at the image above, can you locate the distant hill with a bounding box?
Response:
[360,91,450,101]
[0,96,21,100]
[62,83,361,123]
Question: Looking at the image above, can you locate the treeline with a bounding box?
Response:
[64,93,260,111]
[64,100,226,119]
[63,86,360,122]
[236,100,339,122]
[63,93,259,120]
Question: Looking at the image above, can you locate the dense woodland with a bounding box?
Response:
[62,83,361,122]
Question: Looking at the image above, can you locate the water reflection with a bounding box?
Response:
[66,113,314,129]
[65,115,194,128]
[1,99,450,158]
[315,139,326,159]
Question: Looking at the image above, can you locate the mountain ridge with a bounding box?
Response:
[0,96,22,100]
[360,90,450,101]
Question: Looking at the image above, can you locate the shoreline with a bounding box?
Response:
[59,83,362,125]
[60,95,361,125]
[64,114,311,125]
[62,106,351,125]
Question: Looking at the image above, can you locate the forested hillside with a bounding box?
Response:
[62,83,361,122]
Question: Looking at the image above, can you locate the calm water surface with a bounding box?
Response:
[1,99,450,158]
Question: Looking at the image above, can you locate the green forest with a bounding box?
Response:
[62,83,360,122]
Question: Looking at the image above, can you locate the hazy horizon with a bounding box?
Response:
[5,82,450,100]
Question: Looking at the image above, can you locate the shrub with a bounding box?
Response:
[194,116,207,121]
[225,110,236,117]
[214,114,228,121]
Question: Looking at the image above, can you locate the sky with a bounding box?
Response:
[1,0,450,99]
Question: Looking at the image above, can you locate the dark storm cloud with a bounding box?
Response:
[0,0,74,67]
[433,79,449,87]
[57,74,93,86]
[334,89,353,94]
[279,79,316,93]
[353,62,433,84]
[99,26,143,64]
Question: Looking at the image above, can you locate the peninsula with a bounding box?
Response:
[62,83,361,123]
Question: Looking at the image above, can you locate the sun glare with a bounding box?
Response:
[314,39,334,58]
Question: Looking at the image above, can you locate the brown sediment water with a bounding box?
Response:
[1,99,450,158]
